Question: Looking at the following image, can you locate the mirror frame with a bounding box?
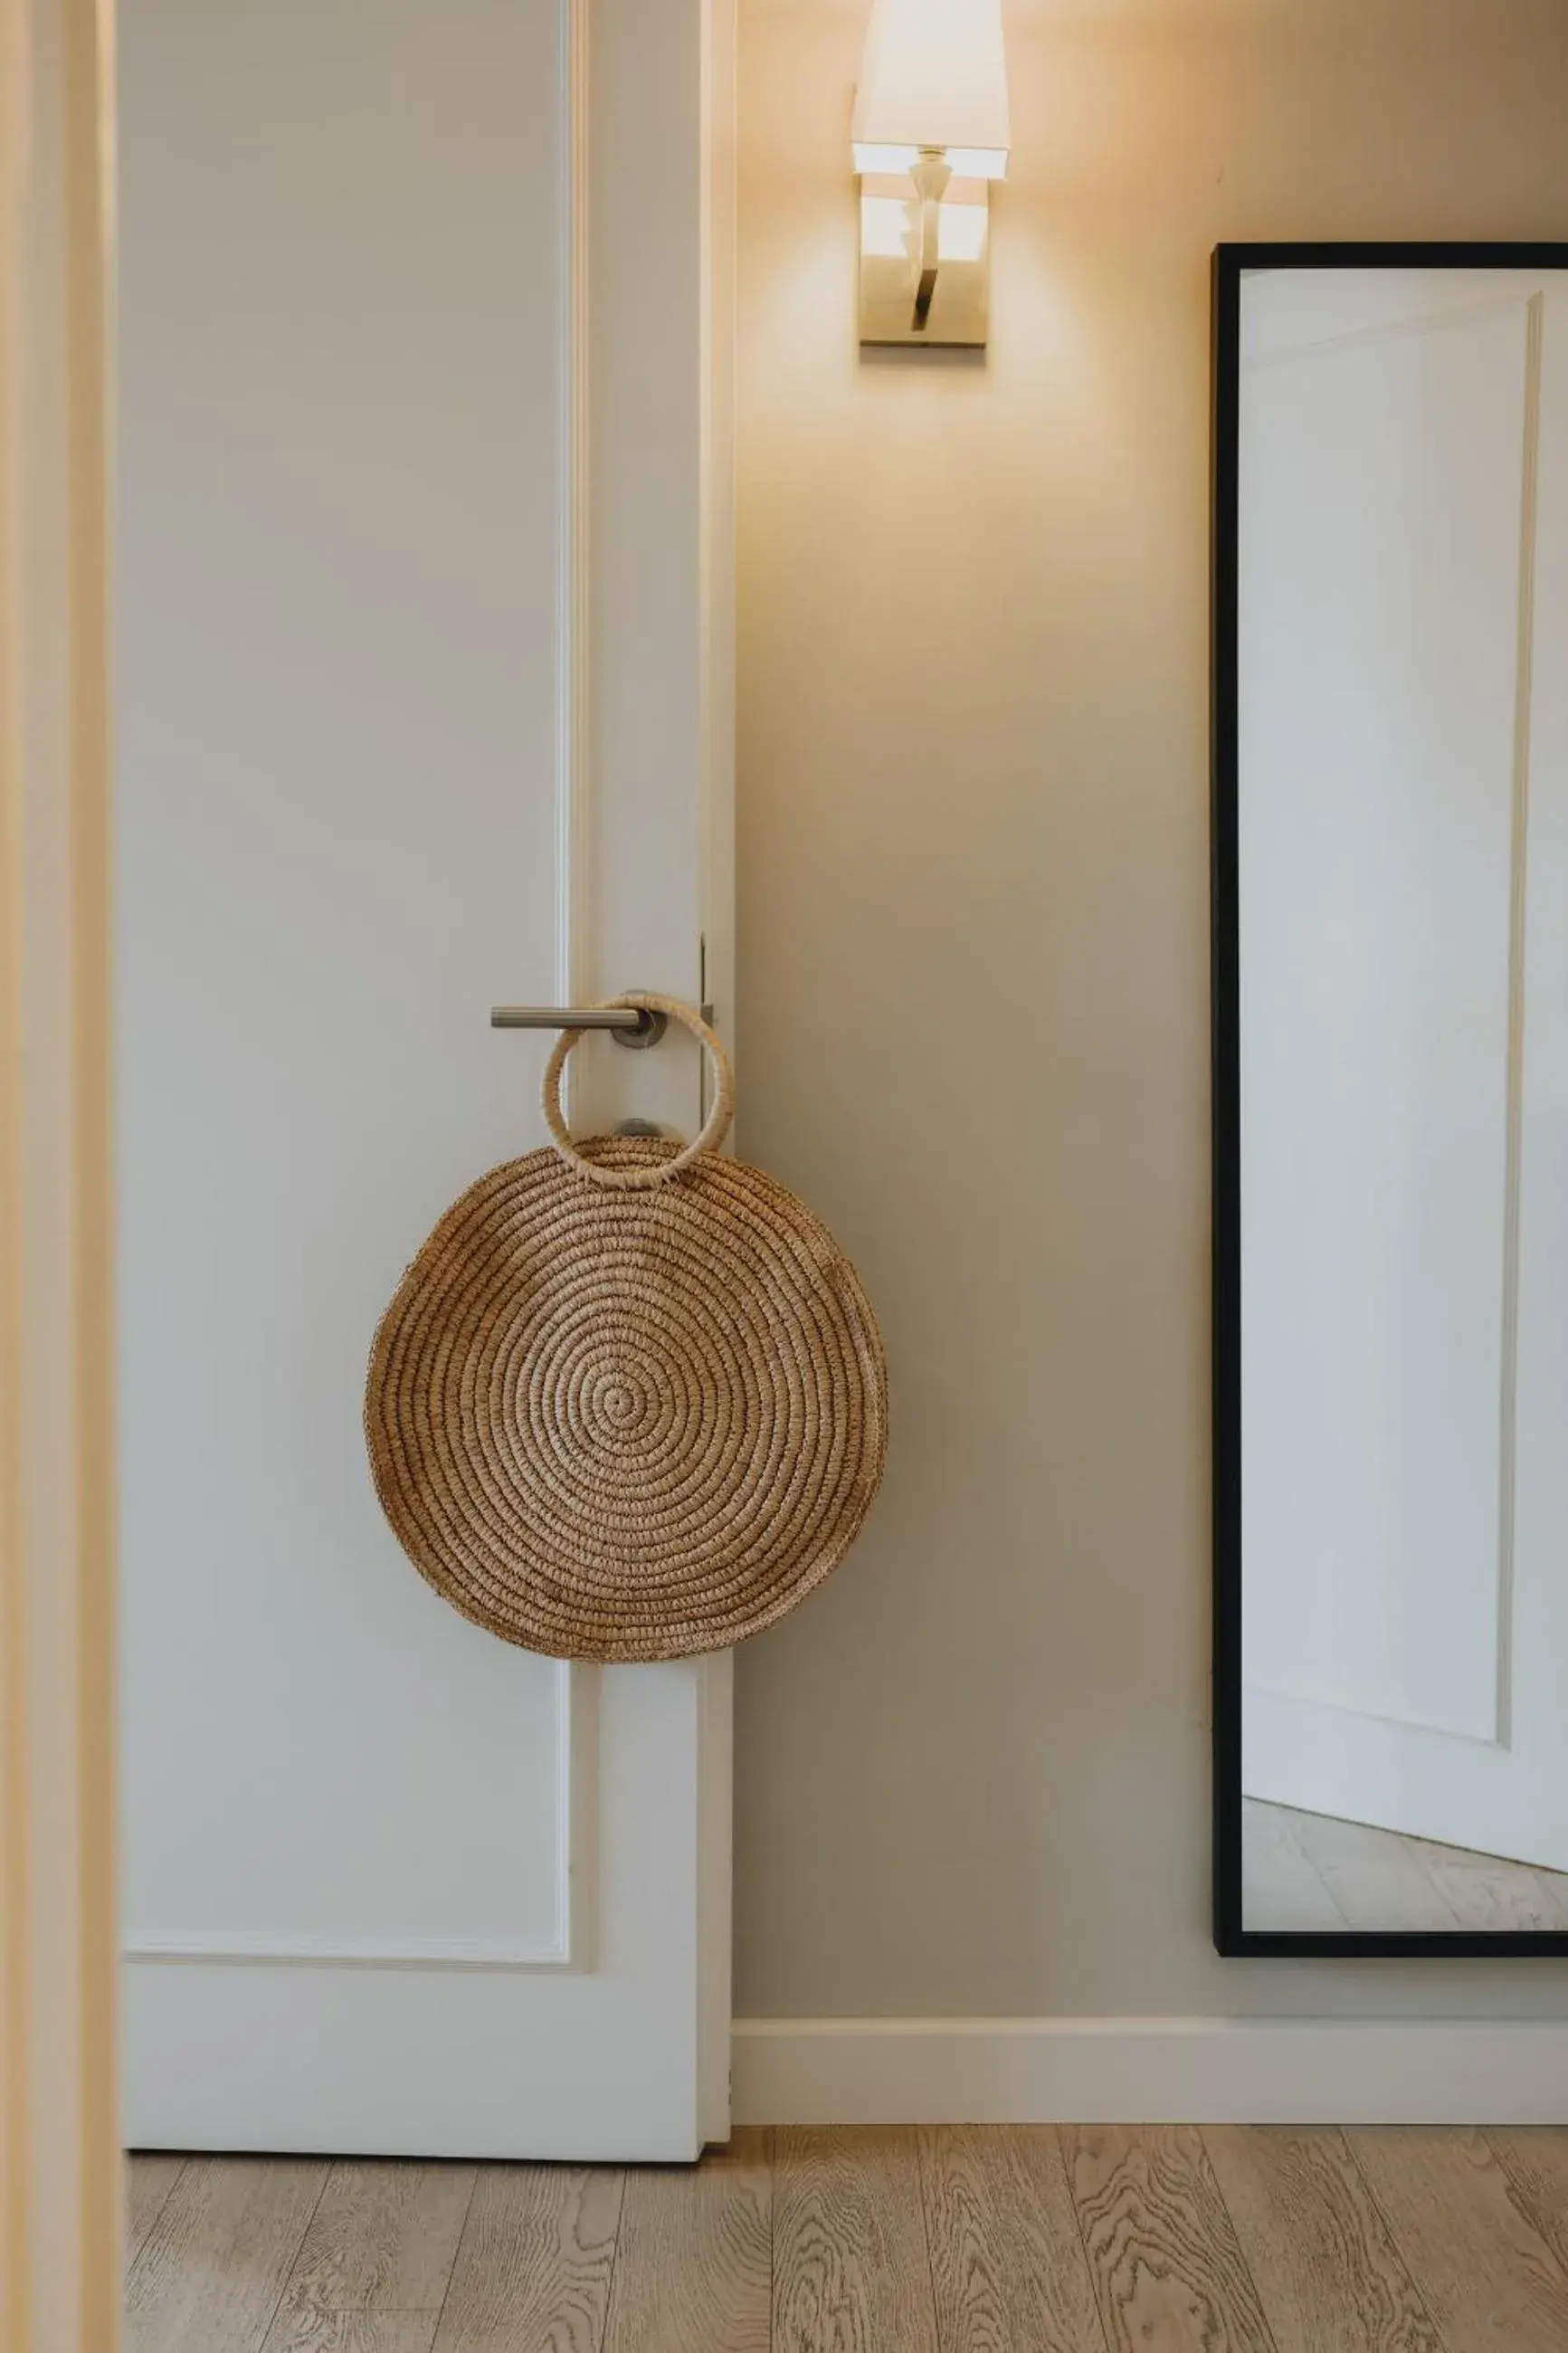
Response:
[1211,240,1568,1957]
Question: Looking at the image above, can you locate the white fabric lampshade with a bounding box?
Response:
[851,0,1011,175]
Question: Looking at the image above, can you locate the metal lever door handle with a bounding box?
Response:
[490,1004,668,1051]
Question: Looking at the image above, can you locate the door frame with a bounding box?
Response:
[1211,239,1568,1958]
[2,0,122,2341]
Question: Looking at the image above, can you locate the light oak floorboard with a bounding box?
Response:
[277,2161,477,2314]
[1063,2125,1277,2353]
[262,2310,441,2353]
[602,2129,771,2353]
[431,2164,623,2353]
[124,2132,1568,2351]
[1486,2130,1568,2275]
[1349,2128,1568,2348]
[773,2125,939,2353]
[125,2155,328,2353]
[126,2152,187,2273]
[918,2125,1107,2353]
[1202,2127,1440,2353]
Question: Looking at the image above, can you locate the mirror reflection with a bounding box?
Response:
[1230,257,1568,1939]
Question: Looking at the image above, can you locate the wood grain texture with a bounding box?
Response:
[431,2164,623,2353]
[1349,2128,1568,2347]
[1202,2128,1440,2353]
[1487,2129,1568,2273]
[263,2309,441,2353]
[602,2129,771,2353]
[773,2126,939,2353]
[125,2155,328,2353]
[918,2126,1107,2353]
[1063,2125,1278,2353]
[126,2153,187,2273]
[280,2161,477,2314]
[122,2132,1568,2353]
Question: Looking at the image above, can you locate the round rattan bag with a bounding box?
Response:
[365,996,888,1662]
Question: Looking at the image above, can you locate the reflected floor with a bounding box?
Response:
[1242,1798,1568,1934]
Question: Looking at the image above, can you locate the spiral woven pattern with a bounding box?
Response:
[365,1138,888,1661]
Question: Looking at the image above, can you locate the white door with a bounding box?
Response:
[1239,265,1568,1871]
[118,0,735,2158]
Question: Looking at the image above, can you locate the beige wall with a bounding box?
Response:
[733,0,1568,2019]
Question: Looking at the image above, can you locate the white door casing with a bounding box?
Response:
[1240,267,1568,1873]
[119,0,734,2158]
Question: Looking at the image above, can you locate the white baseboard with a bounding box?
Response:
[731,2017,1568,2126]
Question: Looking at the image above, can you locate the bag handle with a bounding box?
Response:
[541,993,734,1190]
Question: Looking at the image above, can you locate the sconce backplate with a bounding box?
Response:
[858,173,990,348]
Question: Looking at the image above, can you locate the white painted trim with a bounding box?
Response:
[732,2017,1568,2127]
[698,0,737,1129]
[554,0,591,1023]
[123,1934,573,1972]
[696,1651,735,2147]
[549,0,598,1981]
[694,0,738,2151]
[563,1659,601,1971]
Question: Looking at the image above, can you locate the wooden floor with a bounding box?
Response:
[127,2124,1568,2351]
[1243,1796,1568,1933]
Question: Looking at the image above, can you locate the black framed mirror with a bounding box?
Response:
[1212,242,1568,1956]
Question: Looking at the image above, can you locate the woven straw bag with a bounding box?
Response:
[364,996,888,1662]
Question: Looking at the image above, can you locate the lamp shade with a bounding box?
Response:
[851,0,1010,169]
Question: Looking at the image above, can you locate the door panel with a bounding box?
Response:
[119,0,734,2156]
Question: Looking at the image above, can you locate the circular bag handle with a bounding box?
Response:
[542,993,734,1190]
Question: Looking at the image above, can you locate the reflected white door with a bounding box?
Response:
[119,0,735,2158]
[1240,267,1568,1872]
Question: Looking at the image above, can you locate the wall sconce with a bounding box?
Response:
[852,0,1010,348]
